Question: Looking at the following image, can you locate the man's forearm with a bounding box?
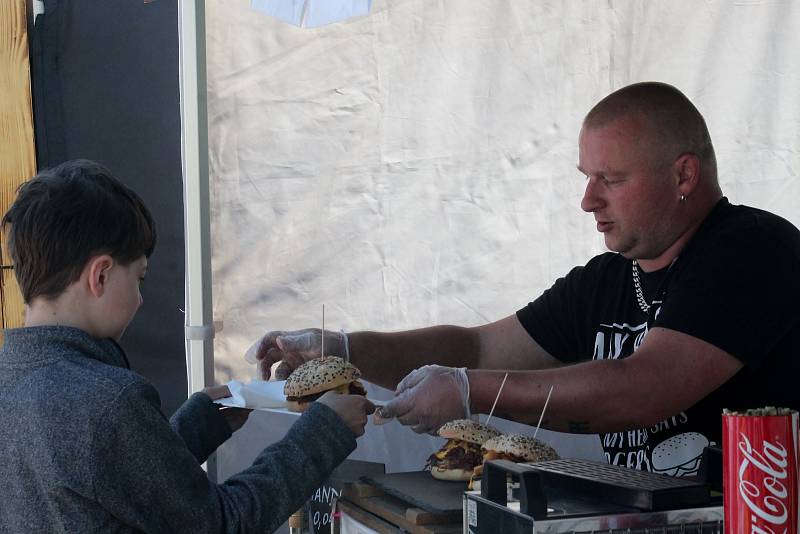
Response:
[468,360,668,434]
[348,326,480,390]
[470,327,744,435]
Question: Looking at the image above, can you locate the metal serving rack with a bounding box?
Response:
[463,459,723,534]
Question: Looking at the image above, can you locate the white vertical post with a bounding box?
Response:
[178,0,214,401]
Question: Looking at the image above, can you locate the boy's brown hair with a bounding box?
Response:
[2,159,157,303]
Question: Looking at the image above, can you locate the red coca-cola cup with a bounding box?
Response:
[723,408,799,534]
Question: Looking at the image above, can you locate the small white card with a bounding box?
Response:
[213,379,385,415]
[214,379,288,410]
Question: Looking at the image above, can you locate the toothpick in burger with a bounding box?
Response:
[283,356,367,412]
[470,432,559,490]
[425,419,502,482]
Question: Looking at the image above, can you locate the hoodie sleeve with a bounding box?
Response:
[169,392,232,463]
[89,379,356,533]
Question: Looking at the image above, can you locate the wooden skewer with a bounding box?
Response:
[484,372,508,426]
[320,303,325,359]
[532,385,554,441]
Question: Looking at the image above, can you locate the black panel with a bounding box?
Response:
[29,0,187,415]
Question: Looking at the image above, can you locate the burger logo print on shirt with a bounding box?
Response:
[650,432,709,477]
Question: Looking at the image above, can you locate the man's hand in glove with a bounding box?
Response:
[244,328,348,380]
[377,365,470,434]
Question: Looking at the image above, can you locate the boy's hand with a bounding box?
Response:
[202,384,253,433]
[202,384,232,401]
[316,391,375,437]
[218,407,252,433]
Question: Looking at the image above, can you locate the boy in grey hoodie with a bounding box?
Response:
[0,159,374,533]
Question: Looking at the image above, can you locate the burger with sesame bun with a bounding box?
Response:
[470,433,559,490]
[425,419,502,482]
[283,356,367,412]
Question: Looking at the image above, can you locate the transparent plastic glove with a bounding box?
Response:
[244,328,349,380]
[378,365,470,435]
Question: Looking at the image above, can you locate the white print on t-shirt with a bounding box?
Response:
[591,312,711,476]
[601,412,711,475]
[592,299,662,361]
[650,412,689,433]
[592,320,648,360]
[603,428,652,470]
[650,432,709,477]
[605,447,652,471]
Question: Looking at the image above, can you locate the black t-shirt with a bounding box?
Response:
[516,198,800,476]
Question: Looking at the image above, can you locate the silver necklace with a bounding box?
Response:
[631,260,650,313]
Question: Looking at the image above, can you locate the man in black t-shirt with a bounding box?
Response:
[514,196,800,473]
[250,82,800,475]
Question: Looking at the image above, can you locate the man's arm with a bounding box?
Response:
[472,314,564,370]
[349,314,563,390]
[469,327,743,433]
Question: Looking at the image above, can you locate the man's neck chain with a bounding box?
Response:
[631,260,650,313]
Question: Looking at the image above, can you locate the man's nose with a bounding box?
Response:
[581,178,603,213]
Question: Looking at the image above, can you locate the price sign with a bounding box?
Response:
[307,459,384,534]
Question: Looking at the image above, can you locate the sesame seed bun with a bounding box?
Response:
[437,419,501,445]
[283,356,361,397]
[481,433,559,463]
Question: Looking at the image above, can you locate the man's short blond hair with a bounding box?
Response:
[584,82,717,179]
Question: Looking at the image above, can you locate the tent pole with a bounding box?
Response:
[178,0,215,470]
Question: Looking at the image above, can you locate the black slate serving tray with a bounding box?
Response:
[360,471,467,515]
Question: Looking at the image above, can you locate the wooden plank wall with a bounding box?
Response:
[0,0,37,344]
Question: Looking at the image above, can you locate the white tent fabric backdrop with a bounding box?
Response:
[204,0,800,479]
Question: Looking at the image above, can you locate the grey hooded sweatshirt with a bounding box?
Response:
[0,326,356,533]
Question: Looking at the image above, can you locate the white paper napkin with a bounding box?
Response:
[214,379,288,410]
[214,379,385,414]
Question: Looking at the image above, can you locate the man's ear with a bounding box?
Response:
[675,153,701,196]
[86,255,114,298]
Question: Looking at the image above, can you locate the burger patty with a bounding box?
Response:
[468,452,526,489]
[286,380,367,403]
[481,450,524,463]
[425,439,484,472]
[470,452,522,477]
